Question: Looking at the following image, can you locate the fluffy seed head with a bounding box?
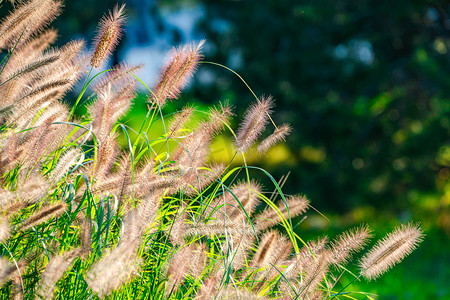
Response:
[86,241,142,298]
[207,180,261,223]
[38,249,79,299]
[94,133,119,179]
[169,206,188,246]
[196,273,220,300]
[359,223,424,280]
[0,218,10,242]
[235,96,274,152]
[21,28,58,53]
[20,202,67,231]
[3,52,60,84]
[188,242,207,278]
[257,123,291,155]
[206,103,234,134]
[166,244,194,294]
[90,4,126,68]
[250,230,286,268]
[168,106,194,138]
[0,29,58,79]
[0,257,20,286]
[329,225,372,265]
[255,195,309,231]
[48,147,82,183]
[151,40,204,107]
[0,0,62,49]
[93,63,143,92]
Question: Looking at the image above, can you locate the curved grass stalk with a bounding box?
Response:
[200,61,278,130]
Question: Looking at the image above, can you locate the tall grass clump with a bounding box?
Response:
[0,1,424,299]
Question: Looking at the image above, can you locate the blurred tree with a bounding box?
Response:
[194,0,450,213]
[1,0,448,215]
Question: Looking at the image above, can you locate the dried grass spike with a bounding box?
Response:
[93,63,143,92]
[151,40,205,107]
[250,230,283,269]
[189,242,207,278]
[48,148,82,183]
[257,124,291,155]
[38,249,79,299]
[207,102,234,134]
[0,218,10,242]
[21,202,67,231]
[3,52,60,84]
[255,195,309,231]
[195,273,220,300]
[168,106,194,137]
[1,29,58,78]
[166,245,194,295]
[90,4,126,68]
[0,257,19,286]
[169,206,188,246]
[330,225,372,265]
[59,40,85,65]
[0,0,62,49]
[95,133,119,179]
[359,223,424,280]
[86,241,142,298]
[23,28,58,53]
[235,96,274,152]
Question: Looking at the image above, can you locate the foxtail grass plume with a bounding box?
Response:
[235,96,274,152]
[151,40,204,107]
[289,237,328,274]
[257,124,291,155]
[206,102,234,134]
[227,232,255,270]
[168,106,194,138]
[19,28,58,54]
[79,218,92,259]
[359,222,424,280]
[121,192,161,243]
[0,175,48,209]
[166,243,207,295]
[86,242,142,298]
[89,78,136,143]
[48,147,82,183]
[188,242,207,278]
[185,220,253,238]
[94,133,119,179]
[93,63,143,92]
[166,245,193,295]
[37,249,79,299]
[221,287,259,300]
[90,4,126,68]
[329,225,372,265]
[250,230,292,267]
[0,218,10,242]
[247,231,292,281]
[0,29,58,81]
[196,273,221,300]
[207,180,261,223]
[169,206,188,246]
[20,202,67,231]
[2,52,60,85]
[297,245,331,297]
[255,195,309,231]
[0,0,62,49]
[0,258,18,286]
